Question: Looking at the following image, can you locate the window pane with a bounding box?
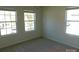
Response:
[0,11,4,15]
[30,26,34,30]
[6,22,11,28]
[0,23,3,28]
[12,27,16,29]
[6,28,12,34]
[24,13,35,20]
[66,22,79,35]
[12,26,16,33]
[5,15,10,21]
[1,29,6,35]
[3,23,7,29]
[25,27,30,31]
[11,16,16,21]
[5,11,10,15]
[25,26,34,31]
[12,29,16,33]
[11,22,16,28]
[24,16,28,20]
[0,15,5,21]
[25,22,29,27]
[25,21,34,27]
[67,9,79,21]
[10,11,16,15]
[0,23,7,29]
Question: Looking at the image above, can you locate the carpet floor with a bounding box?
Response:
[0,38,78,52]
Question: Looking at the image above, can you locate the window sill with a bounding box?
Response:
[65,32,79,38]
[24,30,36,33]
[0,33,17,38]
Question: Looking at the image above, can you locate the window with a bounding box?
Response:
[24,12,36,31]
[66,9,79,35]
[0,10,17,35]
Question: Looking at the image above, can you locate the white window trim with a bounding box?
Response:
[0,9,17,37]
[65,8,79,36]
[24,11,36,32]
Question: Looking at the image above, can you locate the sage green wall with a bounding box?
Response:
[43,6,79,49]
[0,6,42,48]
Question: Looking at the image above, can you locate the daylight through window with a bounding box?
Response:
[24,12,36,31]
[0,10,17,35]
[66,9,79,35]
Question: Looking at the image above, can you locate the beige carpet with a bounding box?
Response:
[0,38,78,52]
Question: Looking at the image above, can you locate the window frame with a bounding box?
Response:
[24,11,36,32]
[65,8,79,36]
[0,9,17,36]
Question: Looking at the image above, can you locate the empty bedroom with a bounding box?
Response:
[0,6,79,52]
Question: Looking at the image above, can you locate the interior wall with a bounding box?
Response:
[0,6,42,48]
[43,6,79,49]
